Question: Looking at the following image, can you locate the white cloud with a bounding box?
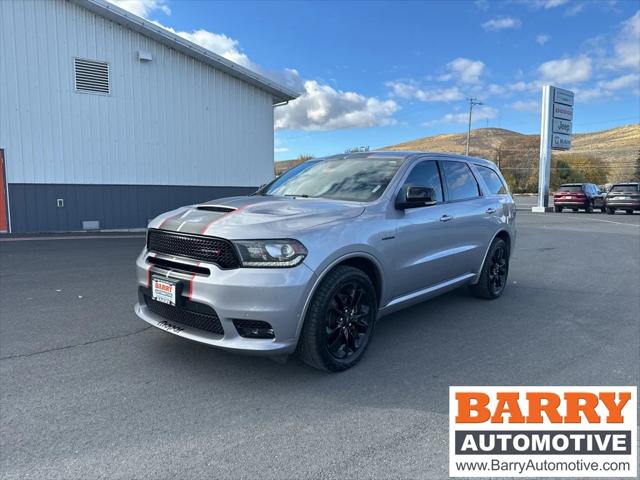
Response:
[538,56,592,84]
[612,10,640,71]
[510,100,540,112]
[536,33,551,45]
[487,84,506,95]
[482,17,522,31]
[446,58,486,84]
[385,57,485,103]
[424,106,498,126]
[152,23,259,70]
[601,73,640,90]
[274,81,399,131]
[508,80,540,92]
[575,73,640,101]
[531,0,569,9]
[274,147,289,153]
[565,3,585,16]
[108,0,170,17]
[386,82,464,102]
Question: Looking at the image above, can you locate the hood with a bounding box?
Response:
[148,196,365,239]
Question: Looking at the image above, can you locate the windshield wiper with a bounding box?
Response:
[283,194,310,198]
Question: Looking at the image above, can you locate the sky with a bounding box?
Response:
[109,0,640,160]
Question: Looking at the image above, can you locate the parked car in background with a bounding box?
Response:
[135,152,517,371]
[553,183,605,213]
[605,182,640,215]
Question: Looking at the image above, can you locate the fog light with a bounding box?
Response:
[233,319,275,339]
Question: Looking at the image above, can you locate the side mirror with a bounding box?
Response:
[395,185,437,209]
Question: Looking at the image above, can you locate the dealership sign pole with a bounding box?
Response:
[532,85,574,213]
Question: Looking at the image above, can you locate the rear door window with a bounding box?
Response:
[441,161,481,201]
[476,165,507,195]
[402,160,444,203]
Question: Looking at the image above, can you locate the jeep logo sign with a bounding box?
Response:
[553,118,572,135]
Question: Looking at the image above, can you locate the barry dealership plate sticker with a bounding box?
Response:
[152,277,177,306]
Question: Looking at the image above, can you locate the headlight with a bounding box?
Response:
[232,239,307,267]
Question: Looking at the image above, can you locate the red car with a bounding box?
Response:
[553,183,606,213]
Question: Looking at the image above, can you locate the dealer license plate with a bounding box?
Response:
[152,277,177,306]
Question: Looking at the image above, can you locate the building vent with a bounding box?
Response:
[74,58,110,94]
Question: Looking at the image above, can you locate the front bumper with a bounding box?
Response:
[135,249,317,355]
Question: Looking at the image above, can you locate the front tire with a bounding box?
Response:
[469,238,509,300]
[626,209,633,215]
[554,206,563,213]
[607,208,615,215]
[297,266,377,372]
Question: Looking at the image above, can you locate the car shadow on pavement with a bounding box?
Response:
[138,286,525,415]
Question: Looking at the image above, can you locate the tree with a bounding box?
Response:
[494,137,539,193]
[551,153,608,189]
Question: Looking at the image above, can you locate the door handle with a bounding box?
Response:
[440,214,453,222]
[485,208,497,214]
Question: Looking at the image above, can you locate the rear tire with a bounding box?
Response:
[554,206,562,213]
[297,266,377,372]
[607,208,615,215]
[572,208,578,212]
[469,238,509,300]
[626,209,633,215]
[600,207,607,213]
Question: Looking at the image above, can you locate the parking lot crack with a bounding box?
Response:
[0,326,152,361]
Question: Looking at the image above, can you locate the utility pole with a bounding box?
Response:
[465,97,483,156]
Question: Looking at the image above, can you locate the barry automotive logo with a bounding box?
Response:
[449,387,637,477]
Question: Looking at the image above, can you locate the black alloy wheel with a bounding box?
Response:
[487,245,508,296]
[469,237,510,300]
[325,281,373,360]
[297,265,377,371]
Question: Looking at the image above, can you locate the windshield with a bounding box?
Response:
[259,158,403,202]
[610,184,639,193]
[558,185,583,192]
[256,160,319,196]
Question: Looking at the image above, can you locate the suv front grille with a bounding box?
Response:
[141,289,224,335]
[147,229,240,269]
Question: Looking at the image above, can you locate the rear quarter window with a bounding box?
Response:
[441,161,481,201]
[476,165,507,195]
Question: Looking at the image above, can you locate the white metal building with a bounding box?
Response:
[0,0,297,233]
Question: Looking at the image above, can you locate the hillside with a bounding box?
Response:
[382,124,640,164]
[383,127,525,156]
[274,124,640,178]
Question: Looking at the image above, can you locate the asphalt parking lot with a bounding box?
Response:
[1,211,639,479]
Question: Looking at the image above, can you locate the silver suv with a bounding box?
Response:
[135,152,516,371]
